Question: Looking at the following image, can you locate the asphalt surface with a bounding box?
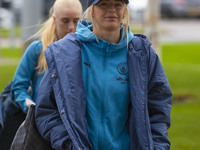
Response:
[159,18,200,43]
[0,38,22,47]
[0,19,200,47]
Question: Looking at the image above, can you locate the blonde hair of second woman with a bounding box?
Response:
[83,3,130,46]
[33,0,82,74]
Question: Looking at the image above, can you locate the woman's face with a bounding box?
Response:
[93,0,126,32]
[54,6,81,39]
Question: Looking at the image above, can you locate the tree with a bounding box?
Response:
[145,0,161,58]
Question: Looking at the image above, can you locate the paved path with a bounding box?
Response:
[0,38,23,47]
[159,18,200,43]
[0,58,20,65]
[0,19,200,48]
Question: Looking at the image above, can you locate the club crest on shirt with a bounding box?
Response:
[117,62,129,84]
[117,62,128,75]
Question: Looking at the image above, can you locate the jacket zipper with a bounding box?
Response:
[99,46,108,150]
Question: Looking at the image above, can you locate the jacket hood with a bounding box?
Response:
[76,20,134,51]
[133,34,152,48]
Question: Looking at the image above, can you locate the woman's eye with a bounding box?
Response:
[100,2,107,6]
[115,3,123,7]
[62,19,69,23]
[73,20,79,24]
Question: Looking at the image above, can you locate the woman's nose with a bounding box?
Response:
[68,22,75,31]
[108,4,116,13]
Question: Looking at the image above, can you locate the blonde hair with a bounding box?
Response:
[35,0,82,74]
[82,3,130,46]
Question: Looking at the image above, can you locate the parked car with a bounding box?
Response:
[160,0,200,18]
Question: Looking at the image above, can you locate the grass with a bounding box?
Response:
[169,101,200,149]
[0,65,19,89]
[0,24,22,38]
[0,42,200,149]
[162,43,200,97]
[162,43,200,64]
[0,47,22,58]
[161,42,200,150]
[0,47,21,91]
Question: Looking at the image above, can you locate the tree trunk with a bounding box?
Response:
[145,0,161,58]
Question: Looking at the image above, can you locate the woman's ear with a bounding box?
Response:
[53,16,56,21]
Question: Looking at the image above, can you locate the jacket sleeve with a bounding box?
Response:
[147,47,172,150]
[12,41,41,113]
[35,68,71,150]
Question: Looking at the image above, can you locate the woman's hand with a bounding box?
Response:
[25,98,36,108]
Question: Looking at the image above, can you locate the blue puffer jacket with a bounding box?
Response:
[35,33,172,150]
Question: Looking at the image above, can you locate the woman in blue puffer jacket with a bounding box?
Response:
[35,0,172,150]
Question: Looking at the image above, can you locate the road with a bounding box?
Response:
[0,19,200,47]
[0,38,22,47]
[159,18,200,43]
